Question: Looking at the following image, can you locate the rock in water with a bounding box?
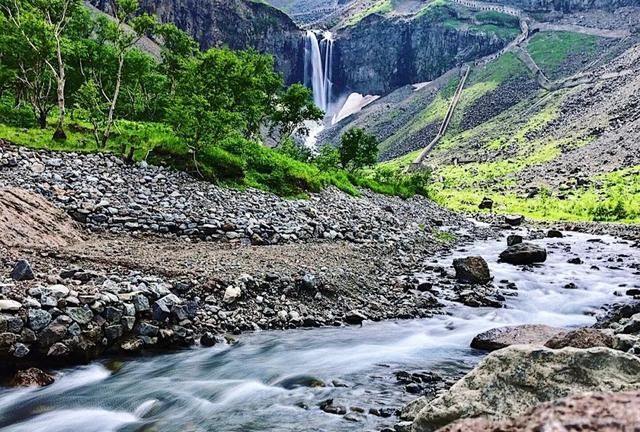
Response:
[506,235,522,246]
[10,368,55,387]
[471,325,566,352]
[410,346,640,432]
[453,257,491,284]
[545,328,613,349]
[547,229,563,238]
[504,215,524,227]
[438,391,640,432]
[499,243,547,265]
[10,260,34,281]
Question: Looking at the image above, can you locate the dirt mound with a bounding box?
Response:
[0,188,83,249]
[439,391,640,432]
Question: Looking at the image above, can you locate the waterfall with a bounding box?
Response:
[304,30,333,113]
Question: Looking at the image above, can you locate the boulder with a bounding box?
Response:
[453,257,491,284]
[0,299,21,312]
[10,368,55,387]
[478,198,493,210]
[471,325,566,352]
[545,328,613,350]
[223,286,241,304]
[504,215,524,227]
[438,391,640,432]
[410,346,640,432]
[10,260,34,281]
[547,229,563,238]
[345,310,367,325]
[499,243,547,265]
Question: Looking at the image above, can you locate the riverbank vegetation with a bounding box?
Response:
[0,0,429,198]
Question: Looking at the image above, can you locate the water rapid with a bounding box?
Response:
[0,232,638,432]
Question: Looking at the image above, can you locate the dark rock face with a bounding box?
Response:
[333,14,510,95]
[453,257,491,284]
[471,324,566,351]
[545,328,614,349]
[89,0,305,84]
[497,0,640,13]
[499,243,547,265]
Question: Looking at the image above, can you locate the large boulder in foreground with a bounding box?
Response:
[438,391,640,432]
[471,325,566,352]
[499,243,547,265]
[410,346,640,432]
[545,328,614,350]
[453,257,491,284]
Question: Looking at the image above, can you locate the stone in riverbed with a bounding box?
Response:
[10,260,34,281]
[223,286,241,304]
[499,243,547,265]
[453,257,491,284]
[0,300,21,312]
[547,229,564,238]
[545,328,613,349]
[410,346,640,432]
[200,332,224,347]
[345,310,367,325]
[506,235,522,246]
[28,309,51,332]
[319,399,347,415]
[471,324,566,352]
[504,215,524,227]
[10,368,54,387]
[65,306,94,325]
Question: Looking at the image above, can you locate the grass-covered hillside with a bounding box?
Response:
[328,28,640,222]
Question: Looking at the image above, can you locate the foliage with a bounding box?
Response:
[269,83,324,139]
[339,128,379,171]
[528,32,597,73]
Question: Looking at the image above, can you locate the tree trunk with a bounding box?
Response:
[101,53,124,148]
[38,110,47,129]
[52,36,67,141]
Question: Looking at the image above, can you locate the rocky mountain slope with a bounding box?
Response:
[88,0,306,84]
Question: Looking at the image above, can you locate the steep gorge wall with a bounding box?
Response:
[88,0,306,84]
[497,0,640,12]
[333,14,510,95]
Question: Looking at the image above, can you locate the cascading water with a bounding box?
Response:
[304,30,333,113]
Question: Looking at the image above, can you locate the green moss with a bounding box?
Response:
[527,32,598,73]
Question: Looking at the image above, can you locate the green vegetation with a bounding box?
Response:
[0,0,432,199]
[527,32,598,73]
[339,128,379,171]
[345,0,393,26]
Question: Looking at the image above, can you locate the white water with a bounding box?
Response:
[304,30,334,113]
[0,233,638,431]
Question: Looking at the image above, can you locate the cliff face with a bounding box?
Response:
[498,0,640,12]
[88,0,306,84]
[333,14,510,95]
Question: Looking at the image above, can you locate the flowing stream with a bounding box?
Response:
[1,232,638,432]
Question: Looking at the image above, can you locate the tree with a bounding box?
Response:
[98,0,156,149]
[339,128,379,171]
[269,83,324,139]
[1,0,83,139]
[166,47,284,172]
[155,23,198,95]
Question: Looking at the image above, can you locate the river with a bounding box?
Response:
[0,231,638,432]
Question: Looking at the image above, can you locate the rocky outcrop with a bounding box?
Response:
[411,346,640,432]
[497,0,640,13]
[88,0,305,84]
[333,13,511,95]
[439,391,640,432]
[471,325,566,351]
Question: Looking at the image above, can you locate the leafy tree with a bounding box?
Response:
[269,83,324,139]
[339,128,379,171]
[1,0,83,138]
[155,23,198,94]
[314,145,340,171]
